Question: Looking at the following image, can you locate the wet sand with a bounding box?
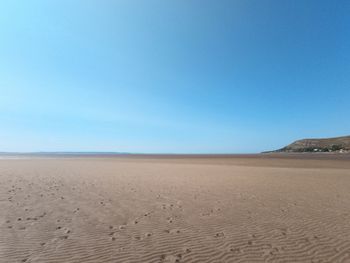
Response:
[1,154,350,262]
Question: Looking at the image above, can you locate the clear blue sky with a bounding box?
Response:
[0,0,349,153]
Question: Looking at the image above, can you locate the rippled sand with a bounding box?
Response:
[1,155,350,263]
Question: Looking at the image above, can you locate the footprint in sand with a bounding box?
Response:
[248,233,257,238]
[262,247,276,257]
[215,232,225,238]
[279,228,290,236]
[133,235,142,240]
[229,247,242,254]
[162,204,175,210]
[183,248,191,253]
[38,212,46,218]
[160,254,182,263]
[166,229,181,234]
[119,225,127,230]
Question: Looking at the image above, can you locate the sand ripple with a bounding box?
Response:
[1,158,350,262]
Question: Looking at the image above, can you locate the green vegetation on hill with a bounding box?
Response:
[274,135,350,153]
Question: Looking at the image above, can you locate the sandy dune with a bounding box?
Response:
[1,155,350,263]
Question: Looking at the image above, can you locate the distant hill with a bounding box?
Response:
[273,135,350,153]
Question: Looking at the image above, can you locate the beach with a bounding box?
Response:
[1,154,350,263]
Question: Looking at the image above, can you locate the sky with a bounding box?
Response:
[0,0,350,153]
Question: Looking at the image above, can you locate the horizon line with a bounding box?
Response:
[0,151,261,155]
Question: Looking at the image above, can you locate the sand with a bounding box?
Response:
[1,155,350,263]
